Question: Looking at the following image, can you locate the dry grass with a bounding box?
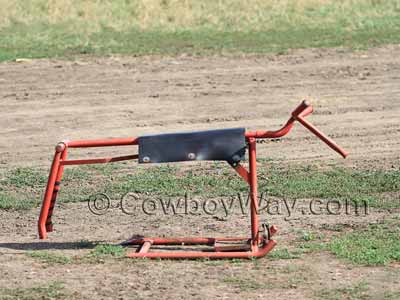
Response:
[0,0,399,60]
[1,0,399,32]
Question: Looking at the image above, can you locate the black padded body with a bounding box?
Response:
[138,128,246,164]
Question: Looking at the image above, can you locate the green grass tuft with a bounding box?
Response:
[270,248,302,260]
[328,219,400,266]
[4,167,47,188]
[0,282,66,300]
[89,244,125,258]
[27,251,72,265]
[0,192,36,210]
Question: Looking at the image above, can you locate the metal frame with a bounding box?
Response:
[38,100,348,259]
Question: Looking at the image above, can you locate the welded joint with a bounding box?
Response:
[55,142,67,153]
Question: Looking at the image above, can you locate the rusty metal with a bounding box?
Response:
[38,100,347,259]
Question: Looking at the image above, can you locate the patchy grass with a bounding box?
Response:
[296,218,400,265]
[112,164,247,197]
[315,281,370,300]
[328,219,400,266]
[26,243,127,265]
[223,271,307,290]
[320,223,348,232]
[0,192,36,210]
[3,0,399,32]
[269,248,302,260]
[299,242,327,253]
[0,282,67,300]
[222,276,264,290]
[383,291,400,300]
[89,244,125,258]
[27,251,72,265]
[297,230,325,242]
[1,1,400,60]
[0,163,399,210]
[27,244,125,265]
[266,166,400,208]
[4,167,47,188]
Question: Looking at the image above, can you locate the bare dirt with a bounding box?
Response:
[0,46,399,299]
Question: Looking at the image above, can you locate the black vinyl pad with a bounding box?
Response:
[138,128,246,164]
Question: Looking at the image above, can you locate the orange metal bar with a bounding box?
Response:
[245,119,294,139]
[46,146,68,232]
[295,115,348,158]
[248,138,260,249]
[60,154,138,166]
[244,100,310,139]
[66,137,138,148]
[123,237,251,246]
[139,240,153,253]
[292,100,313,118]
[38,143,65,239]
[127,240,276,259]
[232,163,250,184]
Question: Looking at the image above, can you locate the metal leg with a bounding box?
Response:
[46,146,68,232]
[38,143,65,239]
[248,138,260,249]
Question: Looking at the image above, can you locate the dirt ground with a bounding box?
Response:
[1,46,400,299]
